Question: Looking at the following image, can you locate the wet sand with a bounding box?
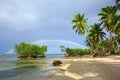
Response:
[47,56,120,80]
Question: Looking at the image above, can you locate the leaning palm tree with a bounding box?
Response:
[71,13,89,35]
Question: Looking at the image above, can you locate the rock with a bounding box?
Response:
[52,60,62,66]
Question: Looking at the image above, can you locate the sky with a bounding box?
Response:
[0,0,115,54]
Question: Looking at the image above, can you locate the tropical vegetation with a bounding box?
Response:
[71,0,120,57]
[60,46,90,56]
[71,13,89,35]
[15,42,47,59]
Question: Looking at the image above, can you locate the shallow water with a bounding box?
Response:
[0,54,64,80]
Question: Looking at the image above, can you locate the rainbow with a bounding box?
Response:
[31,39,88,48]
[5,39,88,54]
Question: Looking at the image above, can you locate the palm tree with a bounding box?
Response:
[98,6,117,33]
[85,35,96,54]
[71,13,89,35]
[86,23,106,54]
[88,23,106,44]
[86,33,97,49]
[112,15,120,33]
[85,37,92,48]
[113,0,120,33]
[99,39,112,54]
[98,6,120,54]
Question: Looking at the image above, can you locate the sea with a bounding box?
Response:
[0,54,64,80]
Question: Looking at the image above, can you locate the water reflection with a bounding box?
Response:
[0,59,51,79]
[0,65,37,79]
[0,54,63,80]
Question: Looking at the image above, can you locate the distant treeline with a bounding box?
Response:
[65,48,90,56]
[60,45,90,56]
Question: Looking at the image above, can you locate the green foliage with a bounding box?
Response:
[98,6,119,33]
[71,13,89,35]
[99,39,112,53]
[71,0,120,56]
[84,0,120,56]
[86,23,106,50]
[65,48,91,56]
[15,42,47,57]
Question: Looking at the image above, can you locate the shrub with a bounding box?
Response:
[15,42,47,59]
[65,48,90,56]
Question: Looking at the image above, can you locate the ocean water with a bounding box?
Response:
[0,54,64,80]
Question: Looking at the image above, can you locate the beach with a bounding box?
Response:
[47,56,120,80]
[1,55,120,80]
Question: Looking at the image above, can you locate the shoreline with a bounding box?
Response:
[47,55,120,80]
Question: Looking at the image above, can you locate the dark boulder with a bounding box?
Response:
[52,60,62,66]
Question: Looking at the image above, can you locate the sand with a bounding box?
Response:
[46,56,120,80]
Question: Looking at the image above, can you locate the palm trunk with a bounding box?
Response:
[109,32,115,54]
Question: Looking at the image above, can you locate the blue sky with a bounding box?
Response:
[0,0,114,54]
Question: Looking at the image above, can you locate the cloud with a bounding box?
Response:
[0,0,115,54]
[0,2,39,30]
